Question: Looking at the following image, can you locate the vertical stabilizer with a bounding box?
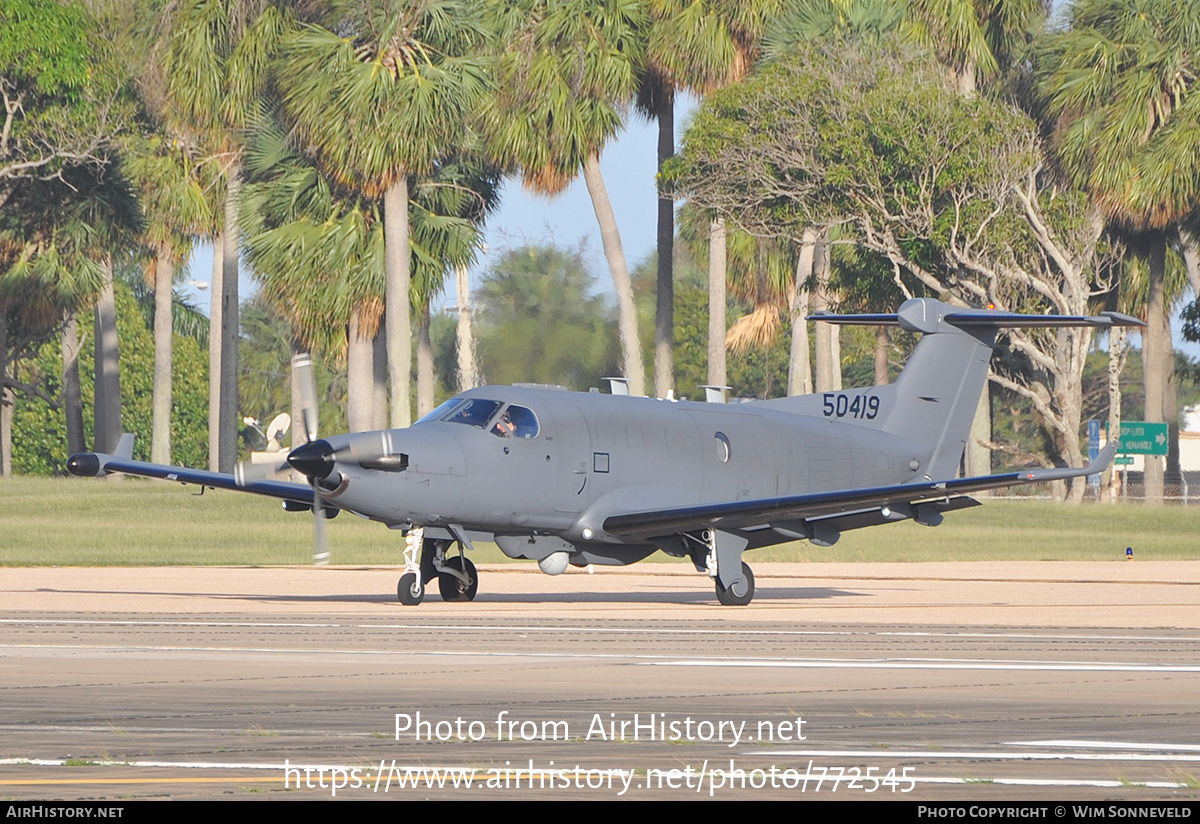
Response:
[804,298,1143,480]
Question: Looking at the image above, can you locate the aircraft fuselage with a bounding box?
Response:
[321,385,926,566]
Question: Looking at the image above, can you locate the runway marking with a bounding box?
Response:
[654,658,1200,673]
[2,619,1198,644]
[2,644,1197,673]
[1015,740,1200,752]
[760,749,1200,762]
[1,757,1193,792]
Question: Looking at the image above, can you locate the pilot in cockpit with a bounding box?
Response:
[492,410,517,438]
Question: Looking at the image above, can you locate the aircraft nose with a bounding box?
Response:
[287,438,335,479]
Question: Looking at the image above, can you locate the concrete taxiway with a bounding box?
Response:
[2,562,1199,800]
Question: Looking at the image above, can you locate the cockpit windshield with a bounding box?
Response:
[439,398,503,428]
[416,397,465,424]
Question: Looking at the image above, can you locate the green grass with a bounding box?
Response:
[0,476,1196,566]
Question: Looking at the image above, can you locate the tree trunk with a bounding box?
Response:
[219,166,241,472]
[0,378,10,476]
[455,263,478,391]
[152,245,174,465]
[788,228,815,396]
[372,318,388,431]
[1144,235,1166,503]
[874,326,889,385]
[582,152,645,397]
[813,233,837,393]
[707,216,727,389]
[93,257,121,455]
[1164,315,1180,494]
[384,176,412,428]
[347,307,374,433]
[0,308,9,476]
[654,93,675,400]
[1183,233,1200,297]
[1107,326,1126,503]
[417,300,434,418]
[965,383,992,486]
[62,310,85,457]
[208,233,223,471]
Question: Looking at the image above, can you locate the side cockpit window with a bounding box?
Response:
[491,404,539,439]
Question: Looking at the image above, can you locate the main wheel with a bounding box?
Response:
[438,556,478,602]
[397,572,425,605]
[715,562,755,606]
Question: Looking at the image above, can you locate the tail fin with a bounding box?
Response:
[808,298,1142,479]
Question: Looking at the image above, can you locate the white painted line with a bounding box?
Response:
[3,644,1198,672]
[1,757,1191,791]
[653,659,1200,673]
[2,619,1198,644]
[1013,740,1200,752]
[759,749,1200,762]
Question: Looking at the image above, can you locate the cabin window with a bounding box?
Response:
[715,431,731,462]
[490,404,540,439]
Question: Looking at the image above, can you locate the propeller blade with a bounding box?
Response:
[311,478,329,565]
[294,353,319,444]
[291,353,327,566]
[234,453,290,486]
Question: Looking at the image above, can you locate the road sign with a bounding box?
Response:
[1117,421,1168,456]
[1113,456,1135,466]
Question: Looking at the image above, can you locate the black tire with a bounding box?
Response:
[438,556,479,602]
[715,562,755,606]
[397,572,424,605]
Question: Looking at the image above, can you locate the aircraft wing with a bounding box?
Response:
[67,448,314,506]
[602,443,1118,542]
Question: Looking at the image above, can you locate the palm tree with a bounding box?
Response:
[640,0,780,397]
[274,1,489,428]
[122,132,212,464]
[1041,0,1200,502]
[161,0,289,469]
[483,0,648,396]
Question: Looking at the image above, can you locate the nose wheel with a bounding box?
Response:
[397,572,425,605]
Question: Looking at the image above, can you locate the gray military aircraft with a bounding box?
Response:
[68,298,1137,606]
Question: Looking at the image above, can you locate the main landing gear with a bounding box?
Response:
[396,528,478,606]
[715,562,755,606]
[695,528,756,606]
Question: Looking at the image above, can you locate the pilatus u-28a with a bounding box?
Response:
[69,299,1137,606]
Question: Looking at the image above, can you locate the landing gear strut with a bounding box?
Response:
[396,528,479,605]
[701,529,755,606]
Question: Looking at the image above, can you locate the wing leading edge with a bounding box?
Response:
[67,451,314,505]
[602,443,1118,542]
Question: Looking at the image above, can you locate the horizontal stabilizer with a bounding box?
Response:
[810,299,1145,335]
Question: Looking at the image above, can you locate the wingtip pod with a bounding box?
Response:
[66,453,102,477]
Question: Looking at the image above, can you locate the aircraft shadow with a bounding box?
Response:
[34,586,865,606]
